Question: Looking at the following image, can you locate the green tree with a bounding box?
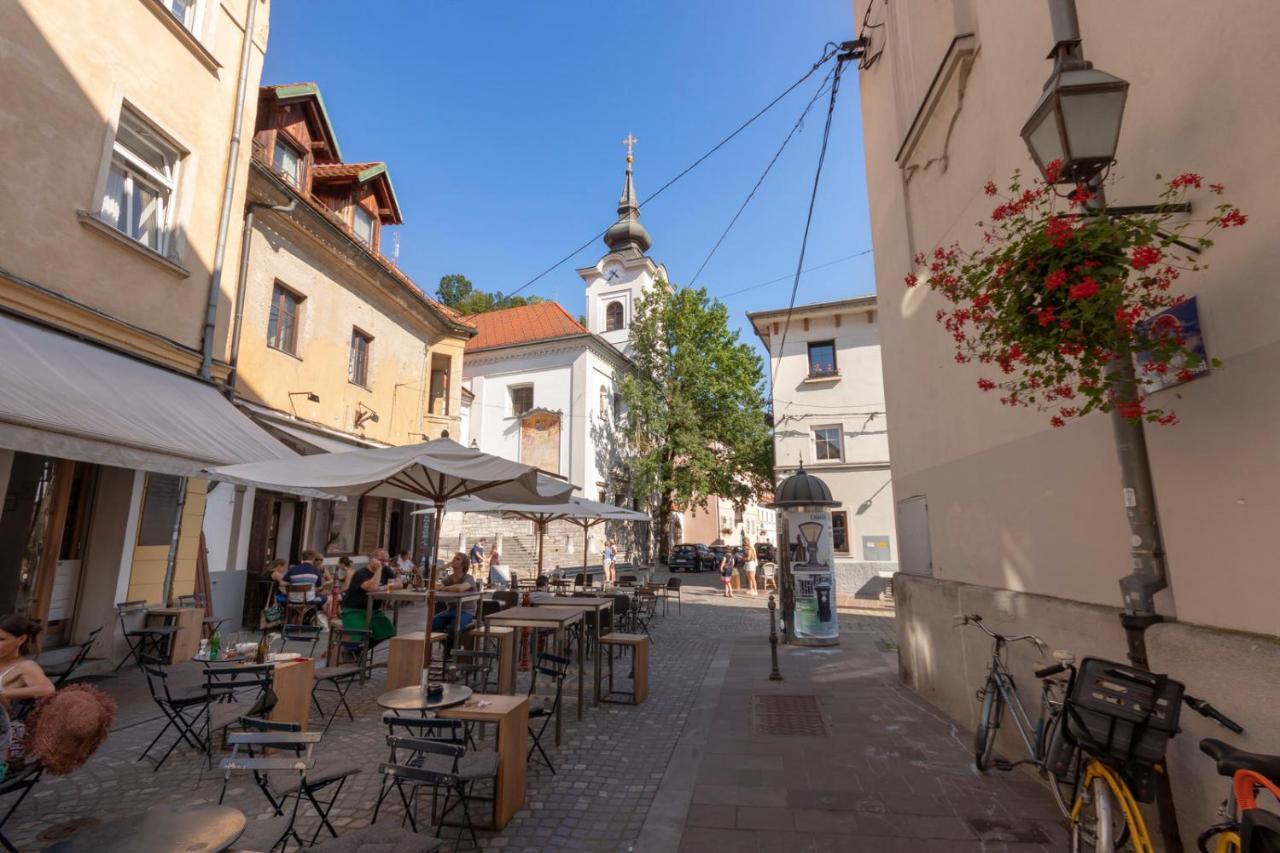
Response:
[619,284,773,561]
[435,274,544,315]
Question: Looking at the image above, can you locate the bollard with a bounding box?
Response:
[768,594,783,681]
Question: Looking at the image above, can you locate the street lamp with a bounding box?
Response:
[1022,67,1128,184]
[1020,0,1129,185]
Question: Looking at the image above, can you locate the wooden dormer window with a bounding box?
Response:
[272,135,302,187]
[352,204,375,247]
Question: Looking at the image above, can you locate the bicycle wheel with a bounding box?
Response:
[974,675,1004,771]
[1071,775,1128,852]
[1038,712,1076,818]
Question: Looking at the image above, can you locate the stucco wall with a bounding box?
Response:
[234,216,464,445]
[854,0,1280,636]
[0,0,267,356]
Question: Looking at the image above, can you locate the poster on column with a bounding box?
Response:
[782,509,839,645]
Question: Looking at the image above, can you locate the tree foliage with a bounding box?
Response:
[435,274,544,316]
[618,284,773,559]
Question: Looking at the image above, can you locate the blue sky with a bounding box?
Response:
[262,0,873,355]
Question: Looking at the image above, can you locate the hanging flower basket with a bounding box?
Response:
[908,162,1246,427]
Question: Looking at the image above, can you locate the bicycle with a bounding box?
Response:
[1196,737,1280,852]
[1044,656,1249,852]
[958,613,1078,817]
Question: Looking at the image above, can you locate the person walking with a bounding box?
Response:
[719,547,735,598]
[602,539,617,586]
[742,537,759,596]
[468,539,487,576]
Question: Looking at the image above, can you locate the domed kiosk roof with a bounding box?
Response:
[771,462,841,508]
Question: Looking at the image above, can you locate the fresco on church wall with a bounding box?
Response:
[520,411,561,475]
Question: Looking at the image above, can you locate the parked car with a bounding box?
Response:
[669,543,716,572]
[709,545,745,569]
[754,542,776,563]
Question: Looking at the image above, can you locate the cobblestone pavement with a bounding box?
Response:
[5,575,1059,852]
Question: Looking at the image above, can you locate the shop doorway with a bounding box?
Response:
[240,491,304,628]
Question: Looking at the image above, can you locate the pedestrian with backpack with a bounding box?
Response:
[720,548,735,598]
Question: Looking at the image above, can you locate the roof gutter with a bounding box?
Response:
[199,0,262,381]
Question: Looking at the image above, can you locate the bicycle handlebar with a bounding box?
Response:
[1185,694,1244,734]
[955,614,1045,649]
[1034,662,1068,679]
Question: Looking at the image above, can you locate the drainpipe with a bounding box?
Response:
[200,0,263,381]
[226,198,297,396]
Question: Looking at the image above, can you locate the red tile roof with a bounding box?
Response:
[312,162,380,179]
[466,302,588,352]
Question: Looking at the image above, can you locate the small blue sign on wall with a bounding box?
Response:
[1137,296,1210,393]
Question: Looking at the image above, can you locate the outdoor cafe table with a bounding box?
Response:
[532,596,613,706]
[440,695,530,830]
[367,588,484,656]
[376,682,473,713]
[482,606,585,744]
[44,802,246,853]
[192,652,315,731]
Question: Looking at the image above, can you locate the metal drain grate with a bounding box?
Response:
[753,694,828,736]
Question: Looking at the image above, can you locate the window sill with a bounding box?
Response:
[267,343,304,362]
[139,0,223,73]
[803,372,842,384]
[348,380,371,392]
[77,210,191,278]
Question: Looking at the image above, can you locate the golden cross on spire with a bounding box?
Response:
[622,132,637,164]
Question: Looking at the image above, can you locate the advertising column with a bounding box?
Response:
[781,508,838,646]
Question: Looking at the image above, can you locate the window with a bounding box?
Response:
[272,138,301,186]
[612,393,623,420]
[99,107,182,253]
[137,474,184,547]
[599,385,609,418]
[813,426,843,461]
[510,386,533,417]
[352,205,375,247]
[831,511,850,555]
[605,300,625,331]
[349,328,372,387]
[267,284,303,354]
[807,340,837,377]
[161,0,198,31]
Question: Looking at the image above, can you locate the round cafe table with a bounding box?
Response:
[376,683,473,713]
[42,803,246,853]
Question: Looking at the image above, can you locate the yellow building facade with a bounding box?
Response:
[0,0,286,657]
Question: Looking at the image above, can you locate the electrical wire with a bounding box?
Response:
[502,43,843,300]
[719,249,872,299]
[689,66,837,287]
[770,55,847,390]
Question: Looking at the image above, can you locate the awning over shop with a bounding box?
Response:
[0,314,295,477]
[238,401,384,456]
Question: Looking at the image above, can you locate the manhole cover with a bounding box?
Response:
[37,817,100,843]
[753,694,827,736]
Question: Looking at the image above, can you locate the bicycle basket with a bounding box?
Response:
[1062,658,1183,772]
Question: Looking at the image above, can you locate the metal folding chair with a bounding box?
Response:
[43,626,102,688]
[372,734,493,848]
[114,601,178,671]
[138,655,211,770]
[177,592,227,639]
[527,652,569,770]
[238,717,361,845]
[0,763,42,853]
[313,627,370,732]
[218,730,315,852]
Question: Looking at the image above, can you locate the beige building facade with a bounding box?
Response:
[201,83,475,628]
[0,0,288,660]
[853,0,1280,843]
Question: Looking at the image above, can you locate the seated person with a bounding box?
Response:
[272,549,328,606]
[340,558,400,646]
[432,553,478,641]
[0,615,55,726]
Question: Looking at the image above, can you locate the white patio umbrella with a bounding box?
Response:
[206,438,575,666]
[414,496,648,579]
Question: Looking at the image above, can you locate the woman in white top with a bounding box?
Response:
[0,615,55,717]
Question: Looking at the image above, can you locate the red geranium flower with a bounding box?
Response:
[1068,277,1100,300]
[983,181,998,196]
[1129,245,1162,271]
[1219,208,1247,228]
[1170,172,1202,190]
[1044,269,1069,290]
[977,378,996,391]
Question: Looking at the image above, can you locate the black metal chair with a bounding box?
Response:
[218,728,315,852]
[313,628,370,732]
[632,590,658,644]
[372,733,495,847]
[114,601,178,671]
[177,592,227,639]
[238,716,362,846]
[279,623,323,657]
[492,590,519,610]
[138,655,211,770]
[0,763,41,853]
[664,576,683,615]
[43,626,102,688]
[203,662,276,763]
[527,652,569,772]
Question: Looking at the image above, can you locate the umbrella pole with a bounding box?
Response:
[423,501,444,673]
[536,519,545,579]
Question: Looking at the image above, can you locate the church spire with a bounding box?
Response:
[604,132,652,257]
